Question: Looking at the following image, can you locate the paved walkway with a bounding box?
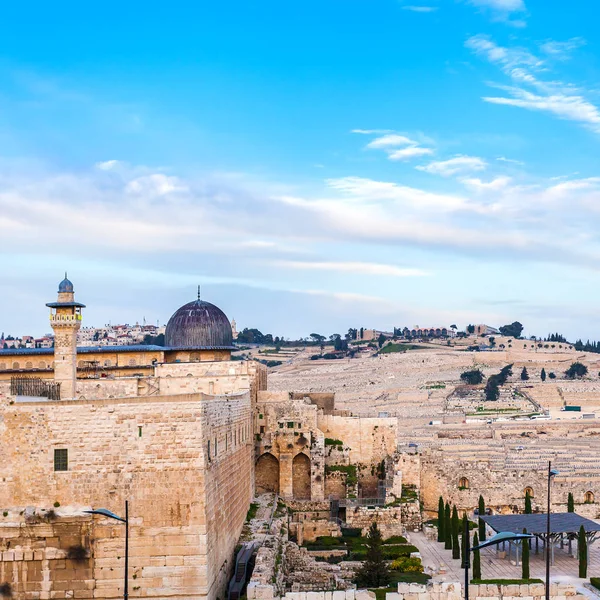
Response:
[412,531,600,583]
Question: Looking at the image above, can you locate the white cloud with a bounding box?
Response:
[466,35,600,134]
[466,0,526,23]
[540,38,586,60]
[125,173,188,195]
[95,159,121,171]
[388,146,434,160]
[352,129,392,135]
[416,155,487,177]
[482,88,600,133]
[274,261,429,277]
[402,5,438,12]
[366,134,418,148]
[461,176,512,191]
[497,156,524,165]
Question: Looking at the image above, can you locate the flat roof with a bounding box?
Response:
[481,513,600,535]
[0,344,234,356]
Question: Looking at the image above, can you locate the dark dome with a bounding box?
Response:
[165,299,233,349]
[58,275,74,293]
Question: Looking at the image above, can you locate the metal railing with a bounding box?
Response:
[10,376,61,401]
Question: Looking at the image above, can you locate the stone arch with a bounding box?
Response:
[459,477,469,489]
[25,361,33,369]
[12,362,19,370]
[292,453,311,500]
[524,486,534,498]
[38,361,46,369]
[585,491,595,503]
[104,359,112,367]
[255,453,279,495]
[128,358,137,366]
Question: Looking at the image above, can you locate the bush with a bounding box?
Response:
[460,369,484,385]
[384,535,408,545]
[590,578,600,591]
[246,503,259,522]
[390,556,423,573]
[566,362,588,379]
[350,545,418,561]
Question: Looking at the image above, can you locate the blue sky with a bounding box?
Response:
[2,0,600,340]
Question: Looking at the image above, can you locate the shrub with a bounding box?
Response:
[0,583,12,598]
[590,578,600,591]
[53,501,60,508]
[460,369,484,385]
[246,503,259,522]
[384,535,408,545]
[390,556,423,573]
[566,362,588,379]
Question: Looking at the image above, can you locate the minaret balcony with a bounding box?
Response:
[50,314,82,325]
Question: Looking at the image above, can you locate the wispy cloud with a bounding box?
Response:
[417,155,487,177]
[497,156,524,165]
[466,0,526,25]
[402,5,438,12]
[274,261,430,277]
[540,37,586,60]
[356,130,434,162]
[466,35,600,133]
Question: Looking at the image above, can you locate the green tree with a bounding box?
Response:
[521,367,529,381]
[478,496,487,542]
[522,528,530,580]
[444,502,452,550]
[377,333,386,349]
[566,362,588,379]
[461,369,484,385]
[472,532,481,580]
[568,492,575,513]
[524,490,532,514]
[578,525,587,579]
[467,324,475,334]
[452,506,460,559]
[549,372,556,379]
[460,514,468,566]
[499,321,524,338]
[541,368,547,382]
[438,496,445,542]
[354,522,391,588]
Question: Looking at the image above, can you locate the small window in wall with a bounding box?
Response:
[260,426,265,434]
[214,439,218,456]
[279,423,284,428]
[207,440,211,461]
[524,486,534,498]
[138,426,143,438]
[259,414,264,419]
[585,491,595,503]
[459,477,469,489]
[54,449,68,472]
[287,422,294,428]
[25,361,33,369]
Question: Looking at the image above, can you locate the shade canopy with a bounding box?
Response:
[481,513,600,536]
[84,508,126,523]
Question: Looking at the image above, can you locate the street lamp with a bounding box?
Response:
[463,520,533,600]
[546,463,559,600]
[85,501,129,600]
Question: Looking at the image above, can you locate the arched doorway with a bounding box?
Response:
[255,453,280,494]
[292,453,311,500]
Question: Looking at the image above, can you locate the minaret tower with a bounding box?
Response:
[46,274,85,400]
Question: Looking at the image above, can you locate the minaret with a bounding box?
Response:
[46,274,85,400]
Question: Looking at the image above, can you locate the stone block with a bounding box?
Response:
[530,584,545,596]
[520,585,531,596]
[397,584,410,595]
[333,592,346,600]
[325,592,333,600]
[355,591,375,600]
[307,593,324,600]
[410,584,427,593]
[386,594,401,600]
[346,590,356,600]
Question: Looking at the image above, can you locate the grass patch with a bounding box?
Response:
[470,579,543,585]
[325,465,358,486]
[246,503,259,522]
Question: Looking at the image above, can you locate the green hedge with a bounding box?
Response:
[350,545,419,561]
[590,578,600,591]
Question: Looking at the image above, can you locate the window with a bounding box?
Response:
[524,487,534,498]
[459,477,469,490]
[260,426,265,434]
[287,422,294,428]
[138,426,142,438]
[585,491,595,504]
[128,358,137,367]
[54,449,68,471]
[279,423,284,428]
[207,440,211,461]
[104,359,112,367]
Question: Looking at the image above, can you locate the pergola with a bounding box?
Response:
[480,513,600,565]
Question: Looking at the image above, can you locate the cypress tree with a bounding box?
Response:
[478,495,487,542]
[568,492,575,513]
[541,368,547,382]
[578,525,587,579]
[452,505,460,559]
[438,496,445,542]
[461,514,468,567]
[525,490,532,514]
[445,502,452,550]
[521,367,529,381]
[472,532,481,581]
[522,528,530,580]
[354,522,391,588]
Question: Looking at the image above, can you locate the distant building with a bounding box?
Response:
[473,324,499,336]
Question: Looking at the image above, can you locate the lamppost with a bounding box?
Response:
[546,462,559,600]
[463,519,533,600]
[85,501,129,600]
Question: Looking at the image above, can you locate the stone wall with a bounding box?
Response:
[0,391,253,599]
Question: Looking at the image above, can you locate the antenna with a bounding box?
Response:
[198,285,201,301]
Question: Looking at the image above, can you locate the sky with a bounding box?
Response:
[2,0,600,340]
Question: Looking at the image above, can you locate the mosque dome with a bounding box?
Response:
[165,299,233,349]
[58,275,74,293]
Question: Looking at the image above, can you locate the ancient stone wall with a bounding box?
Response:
[0,391,253,599]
